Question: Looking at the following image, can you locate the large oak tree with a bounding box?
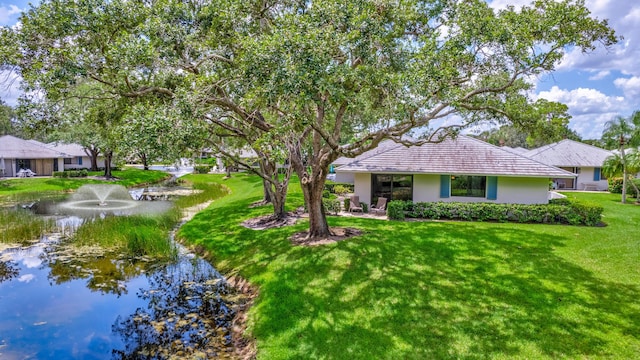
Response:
[2,0,616,239]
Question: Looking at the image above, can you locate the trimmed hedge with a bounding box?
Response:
[53,169,88,178]
[387,199,603,226]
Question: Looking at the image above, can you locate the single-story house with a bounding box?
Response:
[0,135,69,177]
[521,139,614,191]
[46,142,110,170]
[331,139,404,183]
[335,135,575,205]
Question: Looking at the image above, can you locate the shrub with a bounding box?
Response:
[323,198,342,215]
[387,199,602,226]
[608,177,624,193]
[324,182,354,194]
[387,200,406,220]
[322,189,331,198]
[343,198,351,212]
[332,185,351,195]
[53,170,88,178]
[194,165,211,174]
[608,177,640,197]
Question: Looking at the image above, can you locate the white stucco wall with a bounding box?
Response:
[63,156,108,170]
[575,167,608,191]
[356,173,550,205]
[353,173,372,205]
[495,177,549,204]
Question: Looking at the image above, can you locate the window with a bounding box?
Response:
[17,159,32,171]
[372,174,413,202]
[64,158,72,165]
[451,175,486,197]
[600,169,607,180]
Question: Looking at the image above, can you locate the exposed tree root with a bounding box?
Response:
[241,212,302,230]
[290,227,363,246]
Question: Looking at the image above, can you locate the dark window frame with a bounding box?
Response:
[371,174,413,203]
[450,175,487,198]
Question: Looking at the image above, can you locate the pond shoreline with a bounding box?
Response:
[176,199,258,360]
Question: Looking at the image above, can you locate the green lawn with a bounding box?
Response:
[178,174,640,359]
[0,167,170,203]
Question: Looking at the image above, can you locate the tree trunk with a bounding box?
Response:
[84,147,100,171]
[262,178,272,203]
[265,182,287,219]
[257,158,290,220]
[288,141,332,239]
[103,150,114,178]
[141,153,149,170]
[301,177,330,238]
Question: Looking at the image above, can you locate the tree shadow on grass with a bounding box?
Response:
[248,220,640,359]
[178,178,639,359]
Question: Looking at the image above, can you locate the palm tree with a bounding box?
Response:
[601,111,640,203]
[602,150,640,199]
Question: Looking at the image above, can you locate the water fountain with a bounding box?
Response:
[56,184,173,217]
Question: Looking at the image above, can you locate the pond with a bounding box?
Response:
[0,184,240,359]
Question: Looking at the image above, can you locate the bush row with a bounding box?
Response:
[608,177,640,196]
[387,199,603,226]
[53,169,89,178]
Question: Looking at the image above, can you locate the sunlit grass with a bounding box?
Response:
[178,174,640,359]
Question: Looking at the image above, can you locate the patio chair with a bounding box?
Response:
[349,195,363,213]
[370,197,387,215]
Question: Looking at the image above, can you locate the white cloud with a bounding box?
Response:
[536,85,631,138]
[570,112,620,140]
[557,1,640,77]
[0,4,21,26]
[18,274,35,283]
[537,86,626,115]
[588,70,610,80]
[614,76,640,99]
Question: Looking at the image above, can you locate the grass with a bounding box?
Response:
[69,177,230,259]
[0,167,170,204]
[177,174,640,359]
[71,211,181,259]
[0,208,56,244]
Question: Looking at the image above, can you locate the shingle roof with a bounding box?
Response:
[522,139,614,167]
[47,142,87,157]
[0,135,68,159]
[337,135,575,178]
[502,146,528,154]
[332,139,404,166]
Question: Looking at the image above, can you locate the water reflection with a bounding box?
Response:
[1,188,240,359]
[112,256,236,358]
[0,260,19,283]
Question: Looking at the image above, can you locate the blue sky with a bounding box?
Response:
[2,0,639,140]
